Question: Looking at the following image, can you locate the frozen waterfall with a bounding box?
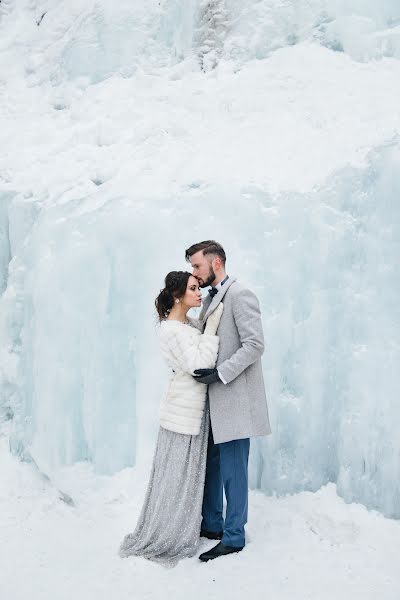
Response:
[0,0,399,518]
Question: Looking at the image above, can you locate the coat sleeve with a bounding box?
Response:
[217,289,264,384]
[165,325,219,374]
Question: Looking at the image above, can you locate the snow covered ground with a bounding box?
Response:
[1,436,399,600]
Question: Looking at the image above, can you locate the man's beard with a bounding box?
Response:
[199,268,216,288]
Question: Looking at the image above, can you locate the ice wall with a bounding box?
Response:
[2,140,399,512]
[0,194,11,295]
[249,140,400,519]
[0,1,400,516]
[1,200,137,475]
[223,0,400,63]
[1,0,399,84]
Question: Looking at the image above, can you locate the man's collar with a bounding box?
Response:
[213,274,229,292]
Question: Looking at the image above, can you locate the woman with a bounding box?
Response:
[119,271,223,567]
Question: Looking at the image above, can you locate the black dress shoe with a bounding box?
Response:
[200,529,223,540]
[199,542,244,562]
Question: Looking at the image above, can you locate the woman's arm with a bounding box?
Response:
[164,304,224,374]
[165,325,219,374]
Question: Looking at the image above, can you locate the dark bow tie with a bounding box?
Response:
[208,287,218,298]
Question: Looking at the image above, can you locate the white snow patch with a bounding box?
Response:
[1,438,399,600]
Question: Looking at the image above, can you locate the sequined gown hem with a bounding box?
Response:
[119,404,209,567]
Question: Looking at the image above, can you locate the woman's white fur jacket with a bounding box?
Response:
[159,307,222,435]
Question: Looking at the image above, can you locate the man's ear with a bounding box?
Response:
[213,256,221,270]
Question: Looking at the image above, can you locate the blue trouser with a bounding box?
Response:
[201,426,250,548]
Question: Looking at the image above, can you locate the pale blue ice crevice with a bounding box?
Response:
[0,194,42,430]
[157,0,197,62]
[1,194,137,477]
[249,137,400,518]
[334,139,400,518]
[0,192,13,425]
[0,192,12,296]
[222,0,400,63]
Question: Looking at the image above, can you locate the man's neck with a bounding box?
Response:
[212,273,227,287]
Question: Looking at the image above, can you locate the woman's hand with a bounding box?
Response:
[192,368,221,384]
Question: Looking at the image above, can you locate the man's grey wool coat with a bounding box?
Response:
[198,276,271,444]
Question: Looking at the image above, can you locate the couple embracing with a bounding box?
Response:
[119,240,271,567]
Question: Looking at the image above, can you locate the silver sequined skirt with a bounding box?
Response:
[119,403,210,567]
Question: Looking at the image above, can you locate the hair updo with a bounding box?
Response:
[155,271,192,321]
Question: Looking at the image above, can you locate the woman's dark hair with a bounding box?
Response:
[155,271,192,321]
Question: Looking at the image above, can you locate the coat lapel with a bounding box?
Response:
[199,295,212,321]
[202,276,237,322]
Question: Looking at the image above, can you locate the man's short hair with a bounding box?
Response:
[185,240,226,265]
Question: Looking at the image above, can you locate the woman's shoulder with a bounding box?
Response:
[160,319,186,327]
[160,320,200,338]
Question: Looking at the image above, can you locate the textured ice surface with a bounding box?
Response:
[2,204,137,475]
[223,0,400,62]
[249,141,400,519]
[0,1,400,516]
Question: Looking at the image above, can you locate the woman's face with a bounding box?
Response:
[181,275,202,308]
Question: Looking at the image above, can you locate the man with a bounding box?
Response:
[185,240,271,562]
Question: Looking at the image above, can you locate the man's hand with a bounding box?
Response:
[192,368,221,385]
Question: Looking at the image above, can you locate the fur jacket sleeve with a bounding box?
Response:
[159,321,219,374]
